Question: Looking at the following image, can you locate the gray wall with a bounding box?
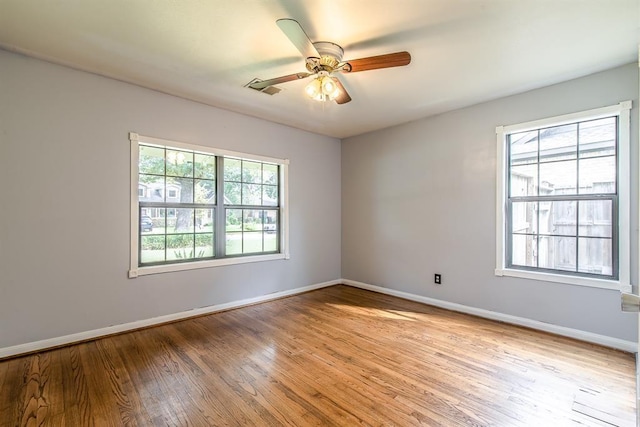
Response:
[1,48,636,349]
[342,63,639,341]
[0,50,342,349]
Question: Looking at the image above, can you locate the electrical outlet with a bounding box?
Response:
[434,274,441,284]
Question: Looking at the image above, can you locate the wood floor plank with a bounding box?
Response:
[94,336,155,425]
[19,353,51,426]
[1,359,19,427]
[61,345,95,426]
[76,342,125,427]
[0,285,635,426]
[41,348,66,425]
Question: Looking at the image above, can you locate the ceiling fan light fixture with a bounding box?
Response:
[305,73,340,102]
[305,78,322,99]
[321,76,339,99]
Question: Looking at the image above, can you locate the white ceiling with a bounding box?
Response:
[1,1,638,138]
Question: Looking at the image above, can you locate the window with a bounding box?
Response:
[129,133,289,277]
[496,102,631,290]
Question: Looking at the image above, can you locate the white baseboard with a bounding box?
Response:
[2,278,635,358]
[0,279,340,359]
[342,279,637,353]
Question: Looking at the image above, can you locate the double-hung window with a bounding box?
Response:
[129,133,289,277]
[495,102,631,289]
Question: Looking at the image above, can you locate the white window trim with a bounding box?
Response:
[128,132,290,278]
[495,101,632,292]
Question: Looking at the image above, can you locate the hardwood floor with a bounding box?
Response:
[0,285,635,426]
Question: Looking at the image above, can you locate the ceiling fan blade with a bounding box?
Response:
[332,77,351,104]
[246,72,311,90]
[343,51,411,73]
[276,18,320,59]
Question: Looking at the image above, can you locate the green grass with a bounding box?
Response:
[140,232,277,263]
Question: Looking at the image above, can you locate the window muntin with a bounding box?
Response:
[506,116,618,279]
[131,134,288,276]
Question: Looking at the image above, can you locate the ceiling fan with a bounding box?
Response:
[245,19,411,104]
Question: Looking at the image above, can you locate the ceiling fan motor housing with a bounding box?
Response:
[306,41,344,72]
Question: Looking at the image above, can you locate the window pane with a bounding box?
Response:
[539,160,577,195]
[579,200,612,238]
[242,184,262,205]
[263,164,278,184]
[510,130,538,166]
[540,200,576,236]
[263,185,278,206]
[226,233,242,255]
[139,175,165,202]
[145,209,165,234]
[166,149,193,177]
[539,124,577,162]
[243,209,262,231]
[171,208,194,233]
[578,238,612,276]
[139,145,165,175]
[264,232,278,252]
[243,232,263,253]
[195,233,214,258]
[195,179,215,204]
[140,213,155,233]
[242,161,262,183]
[226,209,242,232]
[579,117,616,158]
[578,156,616,194]
[538,236,576,272]
[511,234,536,267]
[196,208,214,233]
[194,153,216,179]
[224,158,242,182]
[264,210,278,234]
[166,234,195,261]
[140,235,165,264]
[511,202,537,234]
[510,164,538,197]
[224,182,241,205]
[165,177,193,203]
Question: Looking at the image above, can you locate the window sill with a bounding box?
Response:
[129,253,289,278]
[495,268,629,292]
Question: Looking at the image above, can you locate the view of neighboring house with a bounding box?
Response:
[139,182,182,223]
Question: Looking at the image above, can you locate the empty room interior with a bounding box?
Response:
[1,1,640,425]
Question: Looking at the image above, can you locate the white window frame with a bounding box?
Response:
[128,132,290,278]
[495,101,632,291]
